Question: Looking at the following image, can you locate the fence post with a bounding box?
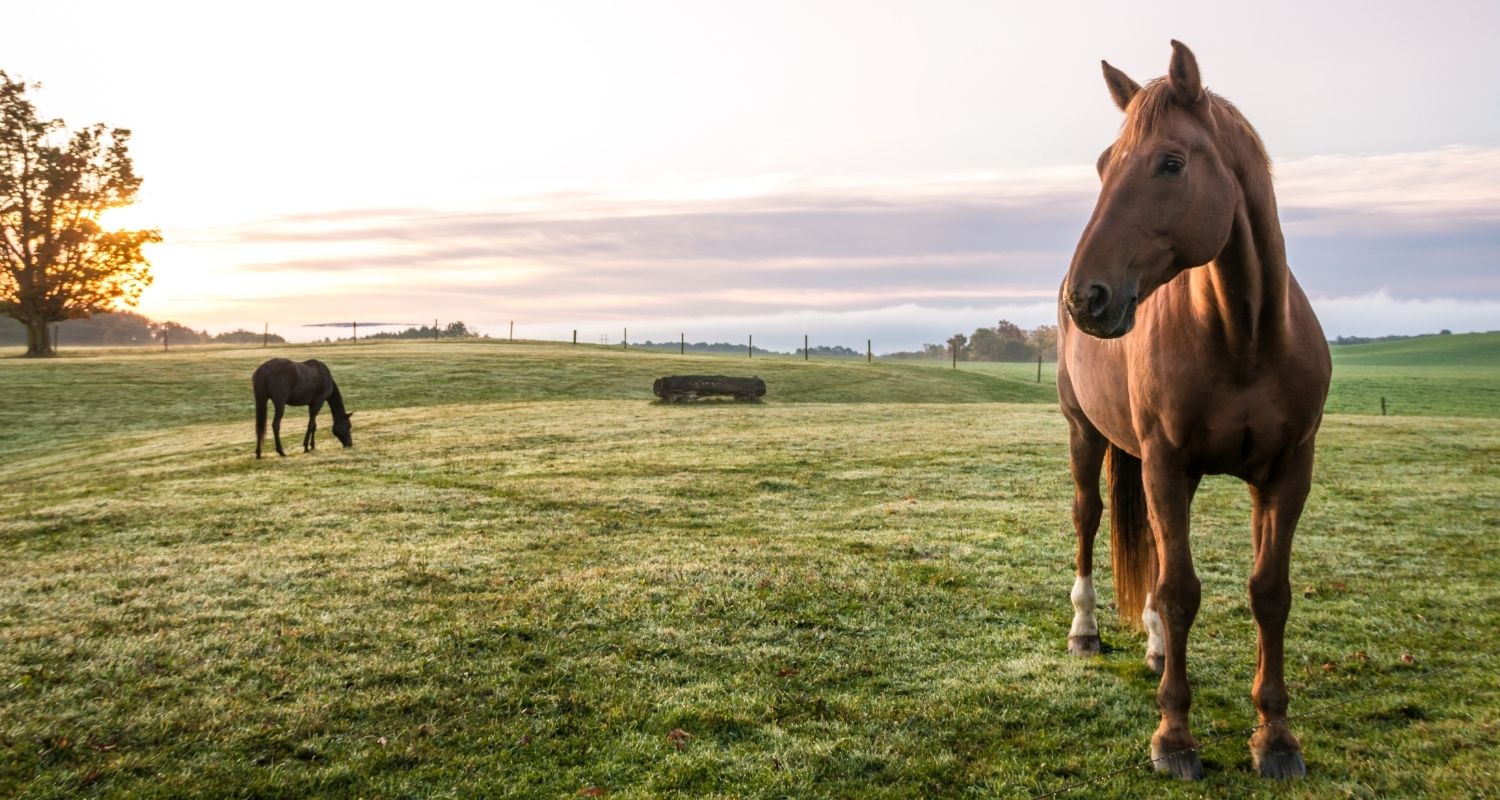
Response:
[804,334,809,361]
[623,328,628,349]
[748,335,753,359]
[680,332,684,355]
[509,321,514,341]
[435,319,439,342]
[53,324,59,352]
[572,329,577,345]
[867,339,872,363]
[263,322,268,348]
[1381,397,1387,416]
[352,321,357,342]
[1037,354,1042,384]
[952,344,957,369]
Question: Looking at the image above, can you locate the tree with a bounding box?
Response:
[214,328,285,345]
[0,72,160,356]
[991,319,1031,361]
[946,332,968,361]
[155,320,207,345]
[1028,324,1058,361]
[968,326,1002,361]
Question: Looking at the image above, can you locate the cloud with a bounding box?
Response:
[141,146,1500,345]
[1308,291,1500,339]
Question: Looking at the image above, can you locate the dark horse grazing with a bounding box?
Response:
[1058,42,1330,780]
[253,358,354,459]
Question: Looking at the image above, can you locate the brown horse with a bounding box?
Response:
[1057,41,1331,780]
[253,358,354,459]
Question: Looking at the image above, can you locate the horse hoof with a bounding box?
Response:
[1068,634,1101,657]
[1253,748,1305,779]
[1151,743,1204,780]
[1145,652,1165,674]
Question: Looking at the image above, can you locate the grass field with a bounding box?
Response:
[2,335,1497,798]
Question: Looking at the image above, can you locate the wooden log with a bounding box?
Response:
[653,375,766,402]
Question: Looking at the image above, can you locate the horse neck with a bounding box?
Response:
[1189,160,1291,356]
[327,383,348,418]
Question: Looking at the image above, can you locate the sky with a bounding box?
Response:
[9,1,1499,350]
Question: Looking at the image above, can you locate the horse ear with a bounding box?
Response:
[1101,60,1140,112]
[1167,39,1204,106]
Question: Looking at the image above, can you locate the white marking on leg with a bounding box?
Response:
[1070,575,1098,637]
[1143,592,1166,664]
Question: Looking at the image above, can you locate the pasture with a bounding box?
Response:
[1,335,1497,798]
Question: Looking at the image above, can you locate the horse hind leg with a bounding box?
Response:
[272,402,287,457]
[1065,419,1107,657]
[255,395,267,459]
[1247,447,1314,779]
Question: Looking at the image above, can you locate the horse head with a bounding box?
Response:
[1064,40,1253,339]
[333,411,354,448]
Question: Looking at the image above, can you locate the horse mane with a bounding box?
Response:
[1114,78,1271,175]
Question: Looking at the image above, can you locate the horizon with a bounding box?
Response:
[7,1,1499,351]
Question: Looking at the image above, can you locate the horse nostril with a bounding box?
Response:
[1086,283,1112,318]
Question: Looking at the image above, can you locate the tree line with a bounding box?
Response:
[0,311,285,346]
[634,341,865,357]
[361,322,479,340]
[887,320,1059,361]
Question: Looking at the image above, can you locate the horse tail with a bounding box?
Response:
[1107,443,1155,630]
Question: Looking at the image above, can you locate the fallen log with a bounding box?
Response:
[653,375,766,402]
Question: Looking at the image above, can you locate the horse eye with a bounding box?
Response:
[1162,157,1185,175]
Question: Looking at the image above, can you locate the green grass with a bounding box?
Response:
[1325,332,1500,418]
[1329,331,1500,368]
[0,341,1050,462]
[1,340,1498,798]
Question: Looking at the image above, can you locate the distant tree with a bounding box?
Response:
[1027,324,1058,361]
[797,344,861,358]
[0,72,161,356]
[51,309,155,345]
[368,321,479,340]
[636,339,781,355]
[968,327,1002,361]
[213,328,285,345]
[946,333,968,361]
[155,320,207,345]
[992,320,1031,361]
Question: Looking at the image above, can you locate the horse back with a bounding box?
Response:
[252,358,334,406]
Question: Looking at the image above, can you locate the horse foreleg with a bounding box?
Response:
[305,401,323,452]
[1065,419,1107,657]
[1143,456,1204,780]
[272,402,287,457]
[1247,445,1314,779]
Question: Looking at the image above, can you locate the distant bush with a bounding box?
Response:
[365,321,478,340]
[213,329,286,344]
[635,340,782,356]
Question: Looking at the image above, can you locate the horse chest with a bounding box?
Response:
[1141,374,1312,478]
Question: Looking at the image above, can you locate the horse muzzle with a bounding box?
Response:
[1066,283,1139,339]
